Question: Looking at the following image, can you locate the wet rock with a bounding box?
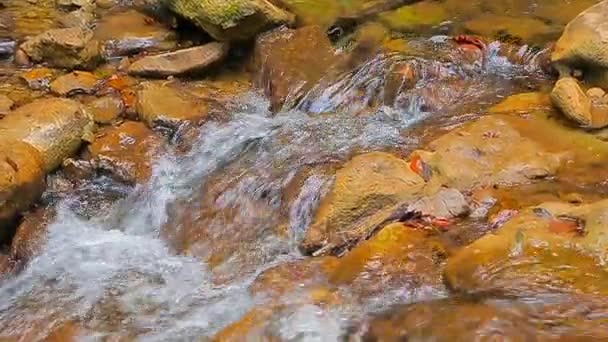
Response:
[407,188,469,219]
[58,8,95,29]
[128,42,228,78]
[0,39,15,56]
[551,77,608,128]
[211,307,274,341]
[87,121,164,184]
[489,92,551,114]
[359,298,539,341]
[167,0,295,41]
[19,27,102,70]
[0,98,94,172]
[552,0,608,87]
[86,95,123,124]
[330,223,447,300]
[379,1,448,32]
[0,94,13,114]
[445,199,608,297]
[0,141,46,238]
[19,67,59,90]
[463,14,552,44]
[135,81,209,130]
[254,26,341,112]
[49,71,101,96]
[9,206,54,268]
[300,152,425,255]
[415,115,564,191]
[93,10,177,57]
[250,256,338,299]
[271,0,413,27]
[56,0,94,9]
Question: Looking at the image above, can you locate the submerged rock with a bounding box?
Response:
[93,10,177,57]
[87,121,164,184]
[552,0,608,88]
[359,298,539,341]
[329,223,447,300]
[0,98,94,172]
[254,26,341,112]
[445,199,608,297]
[167,0,295,41]
[128,42,228,77]
[19,27,102,70]
[489,92,551,114]
[250,256,338,300]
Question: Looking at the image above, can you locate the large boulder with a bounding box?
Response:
[0,98,94,172]
[0,142,46,237]
[253,26,341,112]
[19,27,102,70]
[415,115,564,191]
[551,0,608,87]
[300,152,426,255]
[445,199,608,297]
[167,0,295,41]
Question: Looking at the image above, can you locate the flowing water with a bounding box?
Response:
[1,0,606,340]
[0,44,554,340]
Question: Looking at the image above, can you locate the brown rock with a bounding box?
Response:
[254,26,341,111]
[167,0,295,41]
[58,8,95,29]
[50,71,101,96]
[19,27,102,70]
[330,223,447,300]
[0,94,13,114]
[360,298,539,341]
[0,141,46,238]
[301,152,425,255]
[136,81,209,129]
[250,256,338,300]
[552,0,608,87]
[489,92,551,114]
[128,42,229,78]
[87,95,124,124]
[10,207,55,267]
[19,67,60,90]
[93,10,177,57]
[87,121,164,184]
[445,199,608,297]
[415,115,564,191]
[551,77,608,128]
[0,98,94,172]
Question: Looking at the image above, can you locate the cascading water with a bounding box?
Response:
[0,38,552,340]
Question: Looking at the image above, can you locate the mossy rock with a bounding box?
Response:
[379,1,448,32]
[167,0,295,41]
